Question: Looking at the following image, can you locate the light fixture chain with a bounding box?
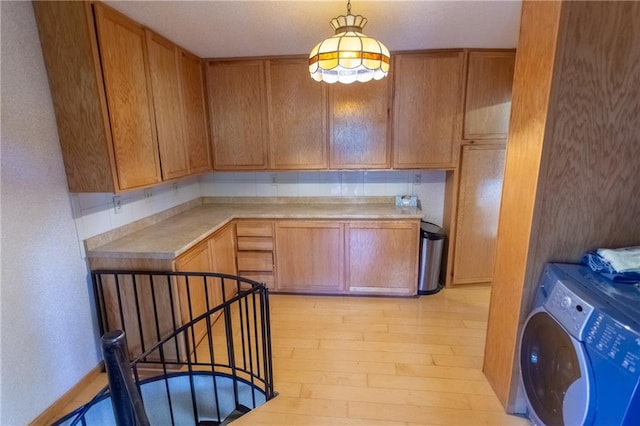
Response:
[347,0,351,15]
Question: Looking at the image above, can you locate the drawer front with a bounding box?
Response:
[238,272,275,290]
[236,222,273,237]
[237,251,273,271]
[237,236,273,251]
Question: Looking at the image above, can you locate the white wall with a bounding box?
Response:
[0,2,99,423]
[72,178,201,255]
[201,170,446,225]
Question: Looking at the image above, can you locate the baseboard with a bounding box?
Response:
[29,362,104,426]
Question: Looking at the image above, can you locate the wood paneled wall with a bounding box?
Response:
[484,0,640,411]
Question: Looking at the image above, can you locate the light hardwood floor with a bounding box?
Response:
[50,287,528,425]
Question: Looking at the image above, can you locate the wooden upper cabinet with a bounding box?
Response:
[34,1,163,192]
[145,30,189,180]
[34,2,214,192]
[93,3,162,189]
[180,50,212,174]
[267,59,328,169]
[464,51,516,140]
[330,78,391,169]
[33,1,116,193]
[206,60,269,170]
[392,51,465,168]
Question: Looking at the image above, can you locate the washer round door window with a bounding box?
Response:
[520,310,593,426]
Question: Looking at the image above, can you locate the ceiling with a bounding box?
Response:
[104,1,523,59]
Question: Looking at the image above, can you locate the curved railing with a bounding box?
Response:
[54,270,275,425]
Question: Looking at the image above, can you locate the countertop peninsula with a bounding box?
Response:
[86,197,423,260]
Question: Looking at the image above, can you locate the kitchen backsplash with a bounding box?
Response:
[70,170,445,257]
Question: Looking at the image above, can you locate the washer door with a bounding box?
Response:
[520,309,593,426]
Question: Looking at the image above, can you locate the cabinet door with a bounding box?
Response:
[33,1,118,193]
[464,51,515,140]
[180,50,212,174]
[146,30,189,180]
[175,241,213,346]
[275,221,344,293]
[207,60,268,169]
[94,3,161,189]
[268,59,327,169]
[392,52,465,168]
[346,221,419,295]
[330,78,390,168]
[209,224,238,301]
[452,144,506,285]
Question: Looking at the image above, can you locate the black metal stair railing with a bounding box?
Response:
[55,270,275,426]
[101,330,150,426]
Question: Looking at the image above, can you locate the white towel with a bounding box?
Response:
[597,246,640,273]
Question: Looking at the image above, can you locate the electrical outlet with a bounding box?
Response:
[113,196,122,214]
[413,173,422,184]
[271,173,277,185]
[172,182,178,195]
[144,188,153,199]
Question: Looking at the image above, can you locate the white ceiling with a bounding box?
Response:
[104,1,522,59]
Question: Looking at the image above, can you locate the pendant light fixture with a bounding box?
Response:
[309,0,390,84]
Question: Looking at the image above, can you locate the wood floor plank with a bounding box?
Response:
[300,383,471,410]
[319,339,454,355]
[269,313,344,324]
[234,410,409,425]
[344,315,467,328]
[367,373,496,395]
[255,395,348,417]
[465,393,512,412]
[274,357,397,375]
[394,363,487,381]
[270,337,320,349]
[462,319,489,329]
[272,327,363,341]
[363,331,486,347]
[387,324,487,337]
[348,400,528,425]
[431,354,485,369]
[271,380,302,398]
[291,348,435,366]
[275,369,368,386]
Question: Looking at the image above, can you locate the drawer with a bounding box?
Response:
[236,221,273,238]
[237,252,273,272]
[237,236,273,251]
[238,272,275,290]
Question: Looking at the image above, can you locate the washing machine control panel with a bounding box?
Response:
[544,279,595,339]
[586,313,640,377]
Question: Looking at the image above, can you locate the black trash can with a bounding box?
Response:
[418,221,445,295]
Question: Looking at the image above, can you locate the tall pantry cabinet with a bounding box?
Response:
[33,1,211,193]
[446,50,515,287]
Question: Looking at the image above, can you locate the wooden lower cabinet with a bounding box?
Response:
[208,223,238,301]
[236,220,276,290]
[346,221,419,296]
[275,221,345,293]
[89,224,237,359]
[274,219,419,296]
[175,240,217,351]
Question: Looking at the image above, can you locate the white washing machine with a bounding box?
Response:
[519,263,640,426]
